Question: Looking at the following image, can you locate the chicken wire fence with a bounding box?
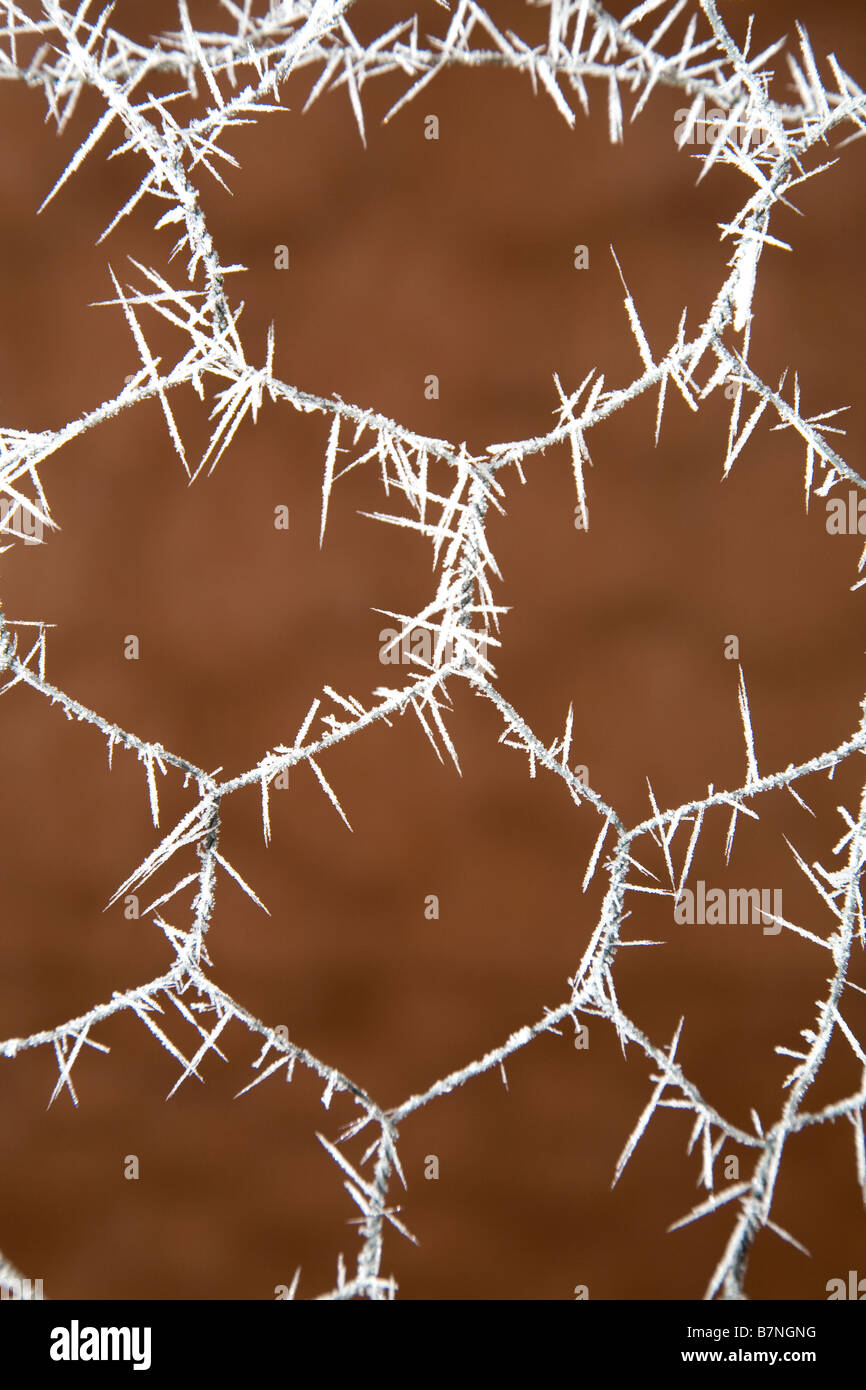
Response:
[0,0,865,1301]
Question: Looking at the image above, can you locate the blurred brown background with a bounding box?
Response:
[0,0,865,1299]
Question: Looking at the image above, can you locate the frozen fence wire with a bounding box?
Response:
[0,0,865,1299]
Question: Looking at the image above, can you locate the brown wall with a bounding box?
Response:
[0,0,865,1299]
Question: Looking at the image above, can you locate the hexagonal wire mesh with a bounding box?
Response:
[1,0,865,1300]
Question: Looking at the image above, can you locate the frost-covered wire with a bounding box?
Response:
[0,0,865,1300]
